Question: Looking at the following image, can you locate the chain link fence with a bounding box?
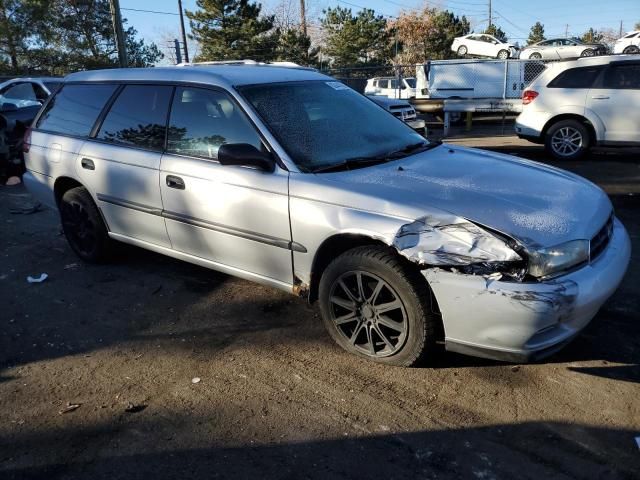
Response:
[323,59,557,103]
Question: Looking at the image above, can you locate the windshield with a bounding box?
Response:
[404,78,416,88]
[239,81,426,172]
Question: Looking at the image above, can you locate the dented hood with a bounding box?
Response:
[320,144,612,249]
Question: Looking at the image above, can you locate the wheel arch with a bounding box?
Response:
[53,176,85,206]
[541,113,599,144]
[308,233,389,303]
[307,232,444,332]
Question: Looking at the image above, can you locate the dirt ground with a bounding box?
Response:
[1,136,639,479]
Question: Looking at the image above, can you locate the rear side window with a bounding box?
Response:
[97,85,173,151]
[602,64,640,89]
[37,84,117,136]
[167,87,262,159]
[547,66,603,88]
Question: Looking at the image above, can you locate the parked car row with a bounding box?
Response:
[0,77,61,180]
[452,32,640,60]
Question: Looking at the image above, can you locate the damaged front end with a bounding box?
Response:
[392,214,527,281]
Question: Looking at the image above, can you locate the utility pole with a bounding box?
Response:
[174,39,182,64]
[178,0,189,63]
[300,0,307,36]
[565,24,569,38]
[488,0,492,27]
[109,0,128,67]
[619,20,623,38]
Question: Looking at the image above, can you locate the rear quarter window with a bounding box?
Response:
[547,66,604,89]
[36,84,117,136]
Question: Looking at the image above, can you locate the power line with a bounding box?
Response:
[120,7,180,16]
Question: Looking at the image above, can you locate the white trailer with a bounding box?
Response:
[415,59,546,100]
[411,59,550,134]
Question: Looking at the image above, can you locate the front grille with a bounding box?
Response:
[590,215,614,261]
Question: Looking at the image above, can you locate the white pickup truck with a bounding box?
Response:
[364,76,417,99]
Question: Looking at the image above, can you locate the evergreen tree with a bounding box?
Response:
[275,29,318,66]
[527,22,545,44]
[485,24,507,42]
[0,0,163,75]
[187,0,279,62]
[320,7,391,67]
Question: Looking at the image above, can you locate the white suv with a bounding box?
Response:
[613,31,640,54]
[364,77,416,99]
[515,55,640,159]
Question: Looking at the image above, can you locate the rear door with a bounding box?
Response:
[587,61,640,143]
[77,84,173,247]
[159,86,293,286]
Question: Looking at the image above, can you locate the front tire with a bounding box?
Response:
[59,187,112,262]
[581,49,595,57]
[545,119,590,160]
[457,45,468,56]
[497,49,510,60]
[623,45,639,54]
[319,246,438,366]
[529,52,542,60]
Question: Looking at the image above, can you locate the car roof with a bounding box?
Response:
[574,54,639,65]
[64,65,330,88]
[0,77,62,90]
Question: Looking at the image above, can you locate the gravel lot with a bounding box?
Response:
[1,136,639,479]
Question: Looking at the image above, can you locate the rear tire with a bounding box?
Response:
[581,49,595,57]
[59,187,113,263]
[457,45,468,56]
[545,119,590,160]
[319,245,438,367]
[497,49,510,60]
[623,45,639,54]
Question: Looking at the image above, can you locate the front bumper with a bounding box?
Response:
[424,218,631,362]
[406,118,426,132]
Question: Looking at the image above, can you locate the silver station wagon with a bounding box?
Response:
[24,65,630,366]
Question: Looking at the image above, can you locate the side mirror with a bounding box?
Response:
[218,143,275,172]
[0,102,18,112]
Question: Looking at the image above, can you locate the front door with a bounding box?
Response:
[587,62,640,143]
[159,86,293,286]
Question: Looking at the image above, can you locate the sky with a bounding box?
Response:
[120,0,640,57]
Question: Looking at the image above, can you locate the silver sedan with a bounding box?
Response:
[520,38,607,59]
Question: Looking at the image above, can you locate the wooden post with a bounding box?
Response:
[109,0,128,67]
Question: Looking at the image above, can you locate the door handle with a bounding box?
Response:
[166,175,185,190]
[80,158,95,170]
[591,95,610,100]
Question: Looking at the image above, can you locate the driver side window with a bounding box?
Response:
[167,87,262,160]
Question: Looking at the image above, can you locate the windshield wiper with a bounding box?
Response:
[310,141,442,174]
[385,140,441,159]
[310,155,390,173]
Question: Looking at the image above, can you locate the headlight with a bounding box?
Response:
[528,239,589,278]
